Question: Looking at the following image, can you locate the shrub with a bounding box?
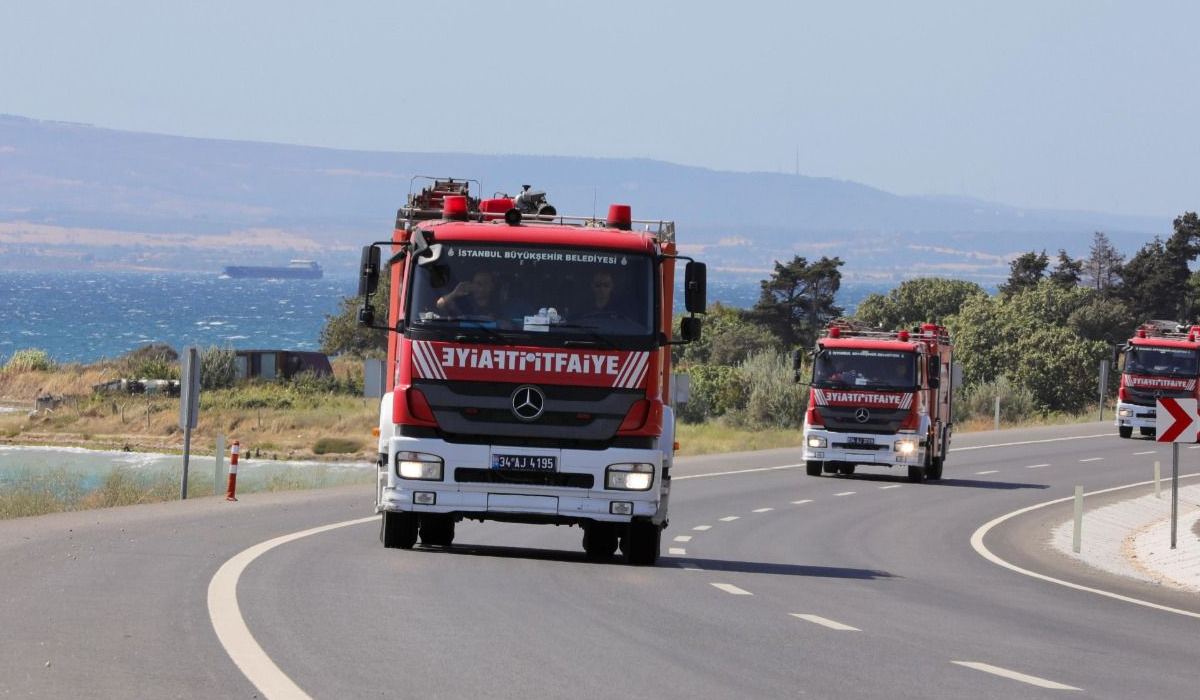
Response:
[200,346,238,390]
[3,348,55,372]
[734,350,808,430]
[956,377,1038,423]
[289,369,340,394]
[678,364,747,423]
[118,343,178,376]
[313,437,362,454]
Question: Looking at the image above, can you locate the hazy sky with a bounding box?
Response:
[2,1,1197,217]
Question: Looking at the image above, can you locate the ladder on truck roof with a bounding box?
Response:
[394,175,676,243]
[1135,320,1200,340]
[823,320,950,344]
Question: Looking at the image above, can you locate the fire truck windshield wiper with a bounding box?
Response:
[552,323,616,348]
[414,317,515,346]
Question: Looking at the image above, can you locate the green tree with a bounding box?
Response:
[1119,214,1199,321]
[1048,249,1083,287]
[999,250,1049,297]
[854,277,986,330]
[320,274,390,358]
[748,256,844,349]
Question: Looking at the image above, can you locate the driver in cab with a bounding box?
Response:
[436,271,498,318]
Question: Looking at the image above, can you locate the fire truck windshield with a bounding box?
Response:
[407,243,656,346]
[813,348,917,390]
[1124,346,1199,377]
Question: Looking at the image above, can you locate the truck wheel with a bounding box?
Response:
[806,461,823,476]
[1140,427,1155,437]
[624,522,661,566]
[419,515,455,547]
[907,465,926,483]
[1119,426,1133,439]
[583,524,619,561]
[837,464,856,476]
[381,511,418,549]
[926,457,944,481]
[823,462,839,474]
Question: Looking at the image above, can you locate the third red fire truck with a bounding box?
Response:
[801,323,955,482]
[1116,321,1200,439]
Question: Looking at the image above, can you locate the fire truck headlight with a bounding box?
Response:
[894,439,917,456]
[396,451,444,480]
[606,463,654,491]
[1118,408,1133,418]
[807,436,827,448]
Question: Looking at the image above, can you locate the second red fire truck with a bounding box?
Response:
[801,323,955,482]
[1116,321,1200,439]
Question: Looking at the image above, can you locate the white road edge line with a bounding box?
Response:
[951,661,1080,691]
[970,474,1200,620]
[692,525,712,531]
[673,434,1112,482]
[790,613,860,631]
[1025,464,1050,469]
[976,470,998,475]
[673,535,693,542]
[208,515,375,700]
[711,583,752,595]
[752,507,774,513]
[1079,457,1103,462]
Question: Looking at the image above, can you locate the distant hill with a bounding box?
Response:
[0,114,1170,282]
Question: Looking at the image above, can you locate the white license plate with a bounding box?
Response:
[491,454,558,471]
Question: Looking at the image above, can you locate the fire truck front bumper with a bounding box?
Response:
[378,436,667,525]
[802,427,926,468]
[1115,402,1156,430]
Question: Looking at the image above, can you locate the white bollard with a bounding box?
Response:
[1072,485,1084,553]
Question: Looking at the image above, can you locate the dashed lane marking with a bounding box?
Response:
[951,661,1081,691]
[1025,464,1050,469]
[790,613,860,631]
[692,525,712,531]
[792,499,814,504]
[719,516,740,522]
[976,470,998,475]
[669,547,687,555]
[834,491,855,497]
[1132,451,1157,456]
[1190,445,1200,450]
[1079,457,1103,462]
[879,484,903,490]
[752,507,774,513]
[711,583,753,595]
[673,535,693,543]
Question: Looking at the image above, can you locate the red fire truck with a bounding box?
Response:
[801,323,954,482]
[1116,321,1200,439]
[356,178,706,564]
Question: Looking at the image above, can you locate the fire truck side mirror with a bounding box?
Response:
[358,245,381,297]
[684,261,707,314]
[680,316,703,343]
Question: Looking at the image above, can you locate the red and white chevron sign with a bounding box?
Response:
[1156,398,1200,443]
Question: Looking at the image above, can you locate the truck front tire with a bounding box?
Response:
[907,465,926,483]
[1119,426,1133,439]
[381,511,418,549]
[419,515,455,547]
[806,461,822,476]
[624,521,661,566]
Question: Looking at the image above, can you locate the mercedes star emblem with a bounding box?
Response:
[854,408,871,423]
[511,385,546,422]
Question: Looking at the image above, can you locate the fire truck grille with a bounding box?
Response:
[1124,386,1194,407]
[454,468,594,489]
[414,380,643,443]
[816,406,908,434]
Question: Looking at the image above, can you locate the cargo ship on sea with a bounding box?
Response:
[221,260,323,280]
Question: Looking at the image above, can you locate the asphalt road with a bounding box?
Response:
[2,421,1198,699]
